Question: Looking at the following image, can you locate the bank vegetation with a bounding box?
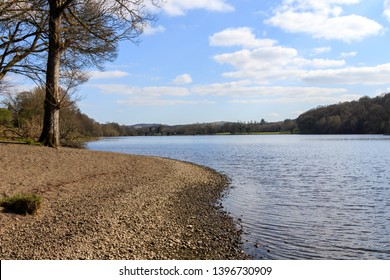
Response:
[2,88,390,144]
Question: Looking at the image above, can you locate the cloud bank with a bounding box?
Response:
[265,0,384,42]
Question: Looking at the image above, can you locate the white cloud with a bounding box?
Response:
[92,84,191,97]
[212,42,345,83]
[192,80,253,96]
[193,82,348,99]
[143,25,166,35]
[118,97,214,106]
[221,83,359,105]
[172,74,193,85]
[340,51,357,58]
[229,94,360,105]
[192,81,357,109]
[311,46,332,55]
[209,27,276,49]
[214,46,298,70]
[91,83,203,106]
[269,113,280,118]
[89,70,129,79]
[294,58,346,68]
[161,0,234,16]
[265,0,384,42]
[385,0,390,22]
[191,80,359,108]
[134,86,191,96]
[90,84,215,106]
[215,45,390,86]
[209,26,390,89]
[302,63,390,85]
[0,74,35,93]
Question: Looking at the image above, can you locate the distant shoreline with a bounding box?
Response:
[0,144,247,260]
[87,132,390,138]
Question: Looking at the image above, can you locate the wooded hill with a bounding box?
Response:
[296,93,390,134]
[128,93,390,135]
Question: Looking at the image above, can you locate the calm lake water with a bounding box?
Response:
[87,135,390,259]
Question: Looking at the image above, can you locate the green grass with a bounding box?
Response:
[0,136,42,145]
[0,194,43,215]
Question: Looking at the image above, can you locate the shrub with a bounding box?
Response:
[0,108,12,126]
[0,194,43,215]
[60,139,86,149]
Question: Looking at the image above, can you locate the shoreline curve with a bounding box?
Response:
[0,144,248,260]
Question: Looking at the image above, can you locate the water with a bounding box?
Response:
[87,135,390,259]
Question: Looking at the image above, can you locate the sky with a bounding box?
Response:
[76,0,390,125]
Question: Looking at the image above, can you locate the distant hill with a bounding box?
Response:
[296,93,390,134]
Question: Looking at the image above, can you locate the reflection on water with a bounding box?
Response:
[87,135,390,259]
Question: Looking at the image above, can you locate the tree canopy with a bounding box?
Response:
[1,0,161,147]
[297,93,390,134]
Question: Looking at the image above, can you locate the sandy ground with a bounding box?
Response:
[0,143,247,260]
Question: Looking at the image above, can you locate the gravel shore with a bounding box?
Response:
[0,144,247,260]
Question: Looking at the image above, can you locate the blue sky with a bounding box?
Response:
[77,0,390,125]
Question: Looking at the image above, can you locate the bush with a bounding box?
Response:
[60,139,86,149]
[0,194,43,215]
[0,108,12,126]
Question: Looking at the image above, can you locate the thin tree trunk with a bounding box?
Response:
[39,1,61,147]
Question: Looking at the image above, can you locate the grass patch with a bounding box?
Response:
[0,194,43,215]
[0,136,41,145]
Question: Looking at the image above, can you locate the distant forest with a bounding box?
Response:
[1,88,390,146]
[297,93,390,134]
[123,92,390,136]
[128,119,298,136]
[0,86,298,140]
[0,86,297,142]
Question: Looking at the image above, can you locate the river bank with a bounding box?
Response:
[0,144,247,259]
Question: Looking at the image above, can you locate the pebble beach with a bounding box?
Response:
[0,143,247,260]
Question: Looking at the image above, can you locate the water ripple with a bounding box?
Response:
[88,135,390,259]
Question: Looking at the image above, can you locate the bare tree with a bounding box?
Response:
[0,1,47,81]
[0,78,12,95]
[1,0,161,147]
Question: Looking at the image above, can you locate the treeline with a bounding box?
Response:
[0,87,134,145]
[0,87,298,143]
[3,87,389,143]
[127,119,297,136]
[297,93,390,134]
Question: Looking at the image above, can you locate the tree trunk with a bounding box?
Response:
[39,1,62,147]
